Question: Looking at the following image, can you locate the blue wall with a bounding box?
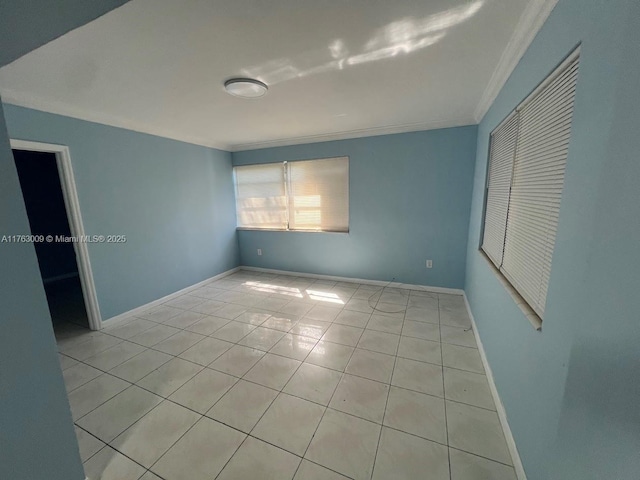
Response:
[233,127,477,289]
[0,101,85,479]
[464,1,640,479]
[4,104,239,320]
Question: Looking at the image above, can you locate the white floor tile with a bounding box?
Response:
[178,336,233,366]
[151,417,245,480]
[345,349,395,384]
[444,367,495,410]
[161,310,205,329]
[109,349,172,383]
[329,374,389,423]
[77,386,163,442]
[252,393,325,456]
[294,460,350,480]
[269,333,318,361]
[136,358,203,397]
[333,309,370,328]
[55,280,508,480]
[262,313,300,332]
[206,379,278,433]
[446,400,512,465]
[366,314,403,334]
[75,426,105,462]
[404,305,440,324]
[449,448,517,480]
[372,427,449,480]
[290,319,332,339]
[402,320,440,341]
[305,305,342,322]
[440,325,477,348]
[63,363,102,392]
[392,357,444,397]
[384,386,447,444]
[210,320,257,342]
[103,318,156,340]
[217,436,301,480]
[243,353,302,390]
[442,343,485,374]
[185,315,229,335]
[239,326,286,351]
[68,373,130,420]
[306,341,354,371]
[129,324,181,348]
[321,324,364,347]
[152,330,205,356]
[305,409,380,480]
[397,336,442,364]
[357,330,400,355]
[58,353,78,370]
[209,344,265,377]
[83,446,146,480]
[111,400,199,468]
[83,341,146,371]
[169,368,237,413]
[190,299,226,315]
[283,363,343,405]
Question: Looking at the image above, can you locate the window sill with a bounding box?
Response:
[236,227,349,235]
[480,250,542,331]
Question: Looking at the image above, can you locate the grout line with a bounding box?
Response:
[62,274,485,478]
[438,294,453,479]
[369,290,401,480]
[291,323,362,479]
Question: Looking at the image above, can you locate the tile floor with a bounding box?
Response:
[56,271,517,480]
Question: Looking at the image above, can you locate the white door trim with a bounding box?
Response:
[11,139,102,331]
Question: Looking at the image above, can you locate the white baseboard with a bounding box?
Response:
[101,267,240,329]
[463,293,527,480]
[240,266,464,295]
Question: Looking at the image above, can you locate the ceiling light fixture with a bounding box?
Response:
[224,78,268,98]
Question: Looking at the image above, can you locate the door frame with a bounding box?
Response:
[11,139,102,331]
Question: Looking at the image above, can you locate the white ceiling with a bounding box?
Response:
[0,0,556,151]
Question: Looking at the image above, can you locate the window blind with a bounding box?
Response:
[287,157,349,232]
[234,163,287,229]
[481,50,580,319]
[482,113,519,267]
[234,156,349,232]
[501,54,579,317]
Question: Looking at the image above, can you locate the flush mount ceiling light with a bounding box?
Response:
[224,78,268,98]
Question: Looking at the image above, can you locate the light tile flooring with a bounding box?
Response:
[57,271,517,480]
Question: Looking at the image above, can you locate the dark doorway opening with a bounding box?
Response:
[13,149,89,330]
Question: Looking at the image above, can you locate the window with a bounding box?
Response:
[481,49,580,320]
[234,156,349,232]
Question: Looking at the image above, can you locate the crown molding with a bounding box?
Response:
[474,0,560,123]
[229,117,475,152]
[0,88,232,151]
[2,87,474,153]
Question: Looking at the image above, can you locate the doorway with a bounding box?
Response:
[11,140,102,331]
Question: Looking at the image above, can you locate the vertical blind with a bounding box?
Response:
[482,51,580,319]
[234,156,349,232]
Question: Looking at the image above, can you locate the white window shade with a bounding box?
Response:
[482,113,519,267]
[234,163,287,229]
[287,157,349,232]
[501,54,580,317]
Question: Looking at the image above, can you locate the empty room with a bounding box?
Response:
[1,1,638,480]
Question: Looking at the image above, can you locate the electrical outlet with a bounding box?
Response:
[257,249,262,256]
[426,259,433,269]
